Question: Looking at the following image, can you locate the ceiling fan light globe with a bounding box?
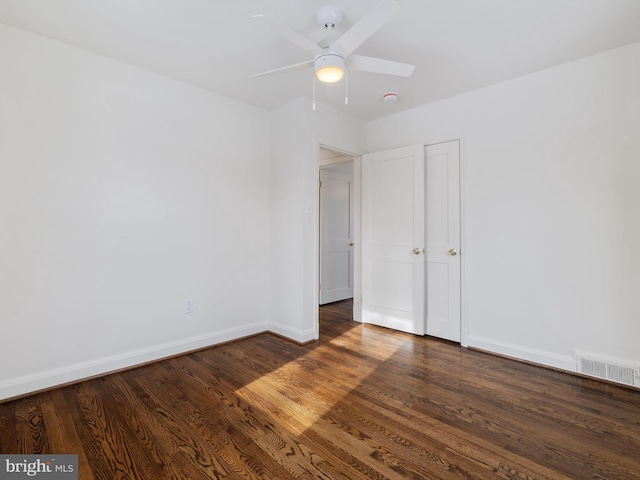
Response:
[314,53,345,83]
[317,66,344,83]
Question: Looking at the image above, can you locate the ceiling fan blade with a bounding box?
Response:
[330,0,399,56]
[348,54,415,77]
[251,59,314,78]
[252,14,321,56]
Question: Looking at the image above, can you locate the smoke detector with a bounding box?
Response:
[382,92,398,103]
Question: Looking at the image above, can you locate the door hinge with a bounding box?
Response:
[319,283,322,291]
[319,180,322,188]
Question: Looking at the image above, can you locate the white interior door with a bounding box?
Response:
[425,141,461,341]
[361,144,425,335]
[319,168,354,304]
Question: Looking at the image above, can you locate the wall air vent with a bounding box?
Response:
[574,350,640,387]
[580,358,607,378]
[607,364,636,386]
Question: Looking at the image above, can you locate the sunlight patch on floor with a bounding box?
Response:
[233,329,406,432]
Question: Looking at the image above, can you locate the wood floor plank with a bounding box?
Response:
[13,397,50,454]
[73,381,163,480]
[39,389,98,480]
[97,375,195,480]
[2,299,640,479]
[127,367,245,478]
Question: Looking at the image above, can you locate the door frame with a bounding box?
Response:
[314,141,363,340]
[313,135,468,348]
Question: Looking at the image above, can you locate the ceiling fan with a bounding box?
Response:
[252,0,415,85]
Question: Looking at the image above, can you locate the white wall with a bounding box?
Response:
[270,98,365,342]
[367,42,640,371]
[0,24,271,400]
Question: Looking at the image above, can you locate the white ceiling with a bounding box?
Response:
[1,0,639,121]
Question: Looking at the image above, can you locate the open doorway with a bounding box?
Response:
[319,147,356,321]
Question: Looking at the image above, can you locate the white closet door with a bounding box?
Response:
[425,141,461,342]
[361,144,425,335]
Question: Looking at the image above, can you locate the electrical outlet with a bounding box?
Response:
[185,299,194,314]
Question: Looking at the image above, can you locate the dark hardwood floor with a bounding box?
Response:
[2,299,639,479]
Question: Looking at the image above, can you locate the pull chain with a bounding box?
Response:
[345,64,349,105]
[312,74,316,111]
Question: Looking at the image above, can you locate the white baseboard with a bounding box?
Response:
[269,321,317,344]
[0,321,269,402]
[467,335,576,372]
